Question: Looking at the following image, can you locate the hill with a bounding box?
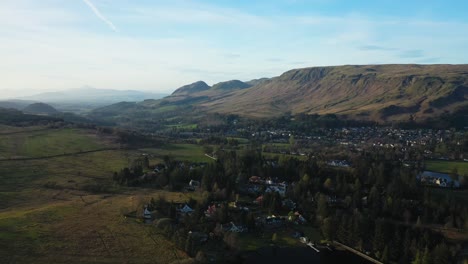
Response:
[201,64,468,121]
[17,87,167,113]
[89,64,468,127]
[0,99,37,110]
[23,103,59,115]
[211,80,251,90]
[171,81,210,95]
[0,108,61,125]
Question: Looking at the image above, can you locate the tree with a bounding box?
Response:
[271,233,278,243]
[381,246,389,263]
[323,178,334,190]
[223,232,240,252]
[432,243,451,264]
[322,217,336,241]
[317,194,329,220]
[195,251,207,263]
[289,135,295,149]
[203,145,214,155]
[412,250,422,264]
[373,220,386,254]
[421,247,431,264]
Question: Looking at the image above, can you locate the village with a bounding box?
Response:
[104,117,468,263]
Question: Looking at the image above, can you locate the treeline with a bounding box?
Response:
[0,108,62,126]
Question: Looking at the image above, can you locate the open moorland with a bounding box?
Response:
[0,126,207,264]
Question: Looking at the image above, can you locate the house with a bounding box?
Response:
[186,180,201,191]
[254,195,263,205]
[249,176,262,184]
[178,204,194,214]
[224,222,246,233]
[264,215,286,229]
[143,206,152,219]
[189,180,200,188]
[418,171,460,188]
[205,204,217,217]
[265,184,287,197]
[153,163,166,173]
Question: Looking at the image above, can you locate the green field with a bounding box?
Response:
[426,160,468,175]
[0,128,107,159]
[165,123,198,129]
[141,143,214,162]
[0,126,191,263]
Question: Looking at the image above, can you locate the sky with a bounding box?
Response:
[1,0,468,98]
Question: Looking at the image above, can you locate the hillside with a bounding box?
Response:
[23,103,59,115]
[90,64,468,126]
[171,81,210,95]
[201,64,468,121]
[211,80,251,90]
[0,108,61,125]
[0,126,191,263]
[0,99,37,110]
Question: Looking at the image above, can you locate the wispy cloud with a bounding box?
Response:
[399,49,425,58]
[82,0,118,32]
[359,45,396,51]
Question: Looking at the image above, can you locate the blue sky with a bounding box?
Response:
[1,0,467,97]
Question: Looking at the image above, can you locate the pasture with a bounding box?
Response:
[425,160,468,175]
[0,126,194,263]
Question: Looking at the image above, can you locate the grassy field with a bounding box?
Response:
[165,123,198,129]
[0,126,193,263]
[239,229,299,251]
[141,143,214,163]
[426,160,468,175]
[0,128,108,159]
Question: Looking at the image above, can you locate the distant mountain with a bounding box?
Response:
[23,103,59,115]
[171,81,210,95]
[211,80,251,90]
[20,86,167,105]
[0,99,37,110]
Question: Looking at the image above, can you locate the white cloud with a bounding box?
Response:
[82,0,118,32]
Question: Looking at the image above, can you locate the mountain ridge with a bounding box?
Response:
[19,87,167,104]
[89,64,468,126]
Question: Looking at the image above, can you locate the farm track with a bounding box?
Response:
[0,128,52,136]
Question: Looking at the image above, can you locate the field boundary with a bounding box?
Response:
[0,148,120,162]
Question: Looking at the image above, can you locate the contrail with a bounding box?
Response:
[82,0,118,32]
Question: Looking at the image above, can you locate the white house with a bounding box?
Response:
[143,207,152,219]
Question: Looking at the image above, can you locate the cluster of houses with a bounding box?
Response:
[248,126,465,161]
[248,176,288,197]
[327,160,350,168]
[417,171,460,188]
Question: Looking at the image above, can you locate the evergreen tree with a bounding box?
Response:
[412,250,422,264]
[381,246,389,263]
[421,247,431,264]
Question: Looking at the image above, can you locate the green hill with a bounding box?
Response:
[23,103,59,115]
